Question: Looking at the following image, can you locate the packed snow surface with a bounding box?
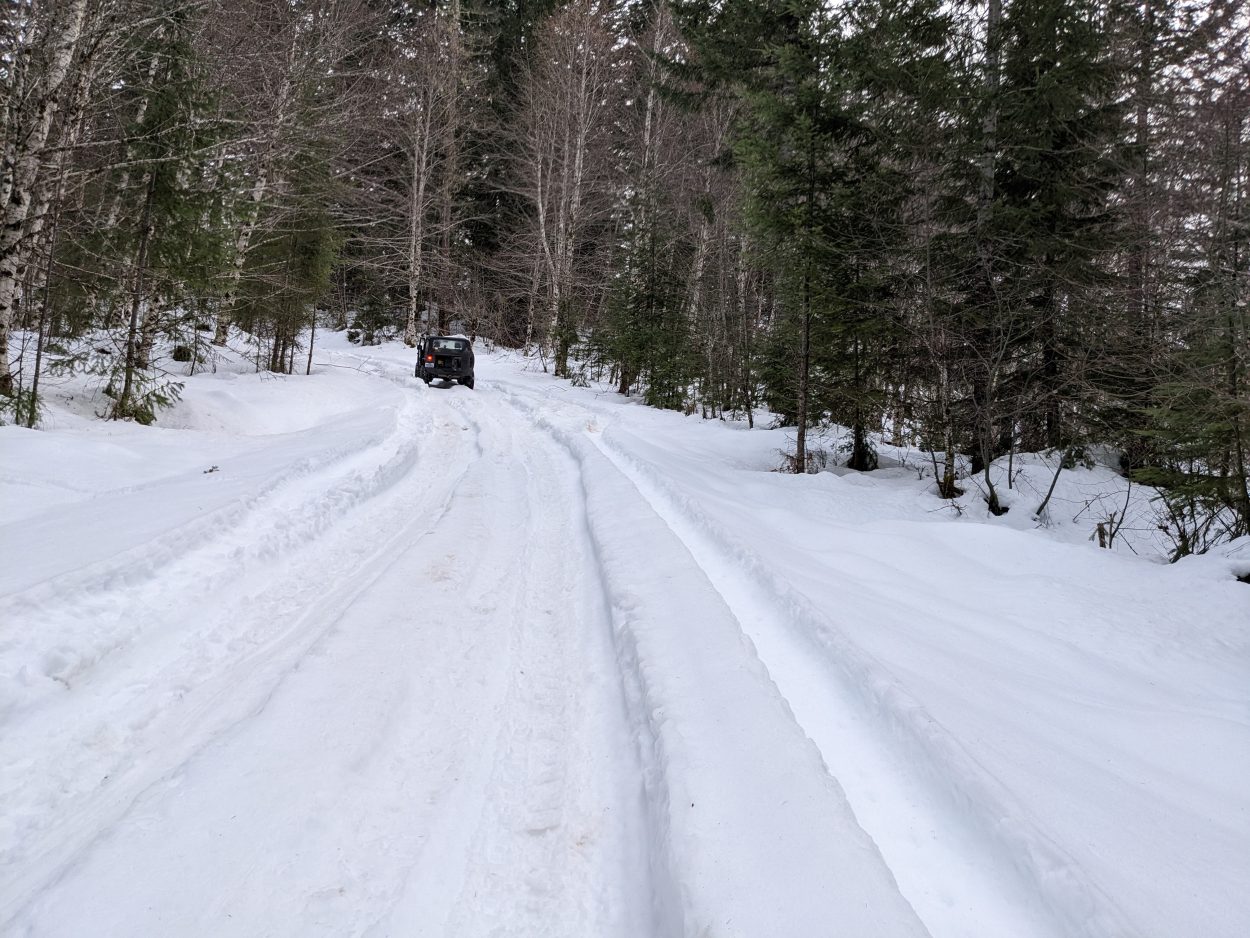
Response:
[1,334,1247,938]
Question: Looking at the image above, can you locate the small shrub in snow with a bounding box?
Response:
[0,387,41,428]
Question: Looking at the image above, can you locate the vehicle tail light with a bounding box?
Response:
[425,354,433,362]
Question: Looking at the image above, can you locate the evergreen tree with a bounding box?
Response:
[736,1,909,470]
[1138,37,1249,554]
[993,0,1126,452]
[106,9,227,422]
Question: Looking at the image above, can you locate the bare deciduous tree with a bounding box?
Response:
[510,0,619,377]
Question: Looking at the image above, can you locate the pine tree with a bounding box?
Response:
[1137,20,1249,554]
[993,0,1126,453]
[108,10,227,422]
[736,2,911,470]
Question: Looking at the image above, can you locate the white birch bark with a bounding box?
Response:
[213,152,280,345]
[21,36,97,337]
[0,0,90,394]
[213,32,298,347]
[101,39,165,232]
[403,88,435,346]
[511,1,614,371]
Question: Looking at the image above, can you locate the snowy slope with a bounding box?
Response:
[1,334,1246,938]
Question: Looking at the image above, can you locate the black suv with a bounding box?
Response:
[415,335,475,389]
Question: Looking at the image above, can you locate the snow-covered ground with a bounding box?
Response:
[2,333,1247,937]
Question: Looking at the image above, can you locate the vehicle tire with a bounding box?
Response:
[464,376,475,389]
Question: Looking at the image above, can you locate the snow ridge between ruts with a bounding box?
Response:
[0,399,479,924]
[0,398,432,715]
[592,425,1136,938]
[500,389,931,938]
[0,404,396,599]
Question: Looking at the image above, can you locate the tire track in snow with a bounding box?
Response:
[1,391,421,710]
[487,389,688,938]
[383,390,658,938]
[0,384,476,926]
[496,385,930,938]
[0,403,402,602]
[580,416,1134,938]
[4,378,656,938]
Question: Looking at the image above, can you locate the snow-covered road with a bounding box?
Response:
[3,363,656,935]
[2,335,1247,937]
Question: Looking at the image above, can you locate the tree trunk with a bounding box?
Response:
[214,157,279,346]
[794,131,818,474]
[306,309,317,376]
[0,0,91,396]
[114,170,158,421]
[214,47,298,347]
[101,38,165,231]
[973,0,1004,511]
[404,92,434,346]
[436,0,463,335]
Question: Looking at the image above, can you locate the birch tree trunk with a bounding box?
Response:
[213,30,299,348]
[403,91,435,346]
[0,0,91,395]
[19,32,96,318]
[515,1,614,378]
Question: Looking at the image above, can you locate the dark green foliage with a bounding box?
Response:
[1137,268,1250,555]
[990,0,1127,452]
[721,0,913,470]
[58,16,228,335]
[596,226,699,410]
[51,342,184,426]
[106,375,184,426]
[106,9,229,421]
[237,151,341,372]
[0,387,42,428]
[755,312,800,424]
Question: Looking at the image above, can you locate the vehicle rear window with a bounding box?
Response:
[432,339,467,351]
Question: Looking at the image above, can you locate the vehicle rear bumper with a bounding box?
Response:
[421,366,471,380]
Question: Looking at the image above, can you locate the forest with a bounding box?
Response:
[2,0,1247,557]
